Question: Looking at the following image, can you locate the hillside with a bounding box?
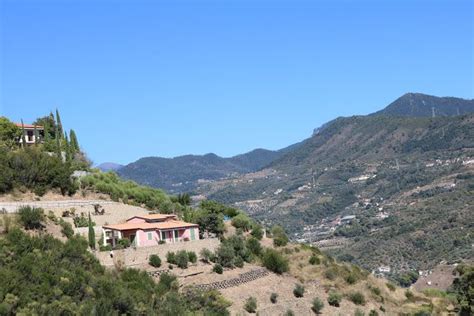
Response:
[117,148,285,193]
[372,93,474,117]
[199,114,474,276]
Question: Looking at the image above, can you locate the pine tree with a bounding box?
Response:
[88,213,95,250]
[69,129,79,152]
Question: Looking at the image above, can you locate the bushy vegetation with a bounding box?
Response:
[244,296,257,313]
[213,263,223,274]
[449,264,474,315]
[349,291,366,305]
[0,229,229,314]
[312,297,324,314]
[293,284,305,298]
[261,248,289,274]
[0,114,88,197]
[270,292,278,304]
[231,213,253,231]
[80,172,180,211]
[327,291,342,307]
[200,248,215,263]
[271,225,289,247]
[18,206,44,230]
[250,224,264,240]
[149,254,162,268]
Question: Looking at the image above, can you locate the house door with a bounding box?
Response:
[190,228,195,241]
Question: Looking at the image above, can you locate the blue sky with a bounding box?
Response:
[1,0,472,165]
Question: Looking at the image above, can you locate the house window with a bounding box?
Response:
[161,231,166,241]
[174,230,179,241]
[147,232,153,241]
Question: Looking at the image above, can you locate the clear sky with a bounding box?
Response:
[1,0,472,165]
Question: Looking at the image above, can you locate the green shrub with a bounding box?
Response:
[72,213,90,228]
[213,263,223,274]
[272,224,289,247]
[251,224,264,240]
[59,219,74,238]
[349,291,366,305]
[284,309,295,316]
[175,250,189,269]
[262,248,289,274]
[345,273,358,284]
[18,206,44,230]
[386,282,396,292]
[405,290,414,301]
[187,251,197,263]
[369,310,379,316]
[293,284,305,298]
[311,297,324,314]
[167,251,176,264]
[324,268,337,280]
[149,254,161,268]
[243,297,257,313]
[234,256,244,268]
[246,237,262,256]
[99,244,112,251]
[231,213,253,231]
[200,248,214,263]
[327,291,342,307]
[309,255,320,265]
[270,293,278,304]
[117,238,131,249]
[216,243,236,268]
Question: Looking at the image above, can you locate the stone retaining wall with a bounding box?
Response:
[95,238,220,267]
[192,268,269,291]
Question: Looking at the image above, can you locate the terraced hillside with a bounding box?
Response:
[199,114,474,274]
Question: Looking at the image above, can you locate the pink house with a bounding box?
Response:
[102,214,199,247]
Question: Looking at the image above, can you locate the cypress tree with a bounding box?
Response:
[88,213,95,250]
[69,129,79,152]
[55,123,62,159]
[64,133,72,162]
[55,109,63,138]
[20,120,26,149]
[43,121,50,143]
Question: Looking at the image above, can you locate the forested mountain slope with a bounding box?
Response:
[201,114,474,274]
[118,149,285,193]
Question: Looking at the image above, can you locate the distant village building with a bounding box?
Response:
[15,123,44,145]
[102,214,199,248]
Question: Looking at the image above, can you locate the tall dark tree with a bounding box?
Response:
[69,129,79,152]
[88,212,95,249]
[55,109,63,138]
[64,133,72,162]
[20,120,26,149]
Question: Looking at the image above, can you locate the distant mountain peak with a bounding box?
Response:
[372,93,474,117]
[96,162,124,172]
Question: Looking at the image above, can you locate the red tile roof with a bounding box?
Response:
[129,214,177,221]
[103,220,198,231]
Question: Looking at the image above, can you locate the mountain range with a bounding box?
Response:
[110,92,474,274]
[117,147,297,193]
[115,93,474,194]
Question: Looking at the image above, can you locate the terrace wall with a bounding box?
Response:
[94,238,220,268]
